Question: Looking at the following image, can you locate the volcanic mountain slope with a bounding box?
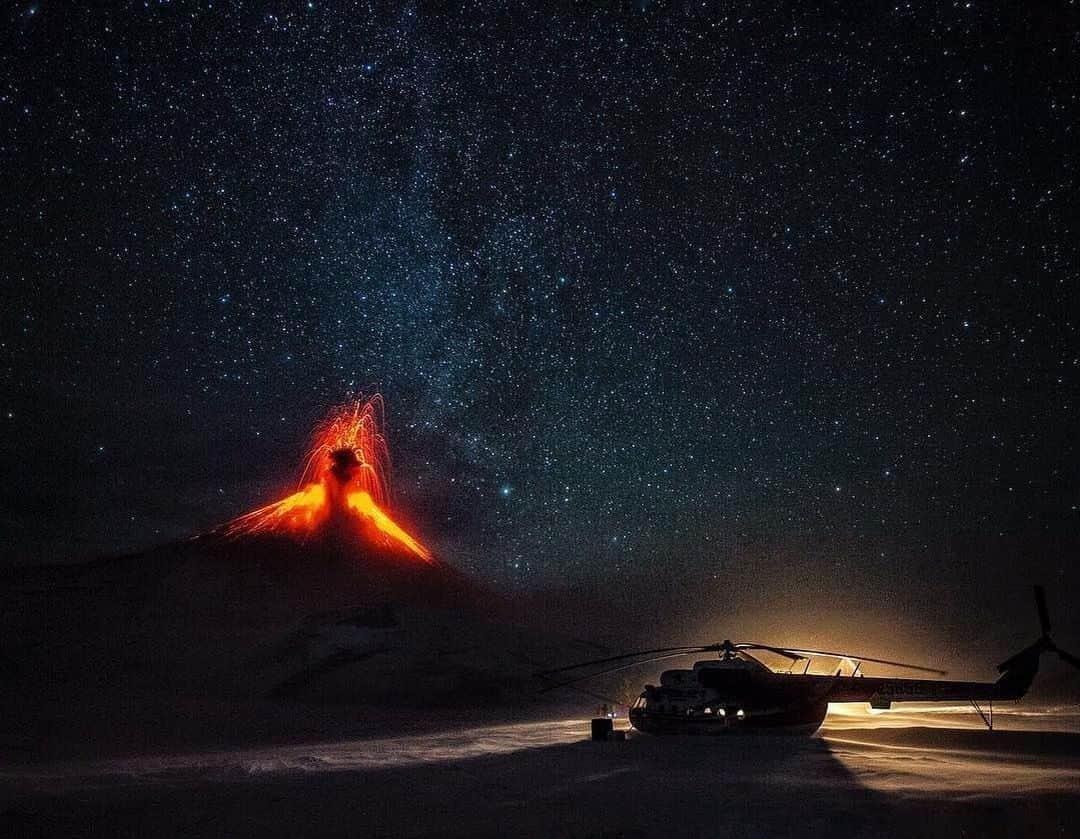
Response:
[1,400,613,759]
[0,528,593,710]
[0,530,621,763]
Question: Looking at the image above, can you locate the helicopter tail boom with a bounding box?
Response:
[849,584,1076,705]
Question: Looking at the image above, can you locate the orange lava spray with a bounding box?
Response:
[223,397,433,562]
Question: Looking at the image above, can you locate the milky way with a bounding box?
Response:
[2,2,1077,604]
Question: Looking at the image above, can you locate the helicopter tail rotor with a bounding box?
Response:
[995,585,1078,698]
[1034,584,1079,671]
[1034,584,1052,636]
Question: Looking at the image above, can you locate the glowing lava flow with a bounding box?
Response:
[223,398,433,563]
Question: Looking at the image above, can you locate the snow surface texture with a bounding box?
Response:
[2,711,1079,838]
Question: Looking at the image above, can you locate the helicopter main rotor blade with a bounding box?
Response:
[1057,647,1080,671]
[552,680,626,707]
[535,645,715,677]
[537,649,710,693]
[762,646,947,675]
[733,643,806,661]
[1034,584,1051,636]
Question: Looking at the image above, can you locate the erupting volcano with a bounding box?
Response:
[222,397,433,563]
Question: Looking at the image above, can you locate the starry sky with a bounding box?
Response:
[2,2,1078,612]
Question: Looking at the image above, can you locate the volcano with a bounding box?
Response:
[220,397,433,563]
[1,400,592,759]
[184,396,487,615]
[196,396,487,608]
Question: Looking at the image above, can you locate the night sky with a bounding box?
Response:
[3,2,1078,610]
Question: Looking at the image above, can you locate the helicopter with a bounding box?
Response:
[537,586,1078,735]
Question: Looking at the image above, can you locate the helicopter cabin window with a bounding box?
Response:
[703,707,713,715]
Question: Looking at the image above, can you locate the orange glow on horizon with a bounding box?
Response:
[223,397,434,563]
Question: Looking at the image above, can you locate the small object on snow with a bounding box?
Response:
[591,717,613,741]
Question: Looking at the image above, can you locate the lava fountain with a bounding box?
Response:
[222,397,433,562]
